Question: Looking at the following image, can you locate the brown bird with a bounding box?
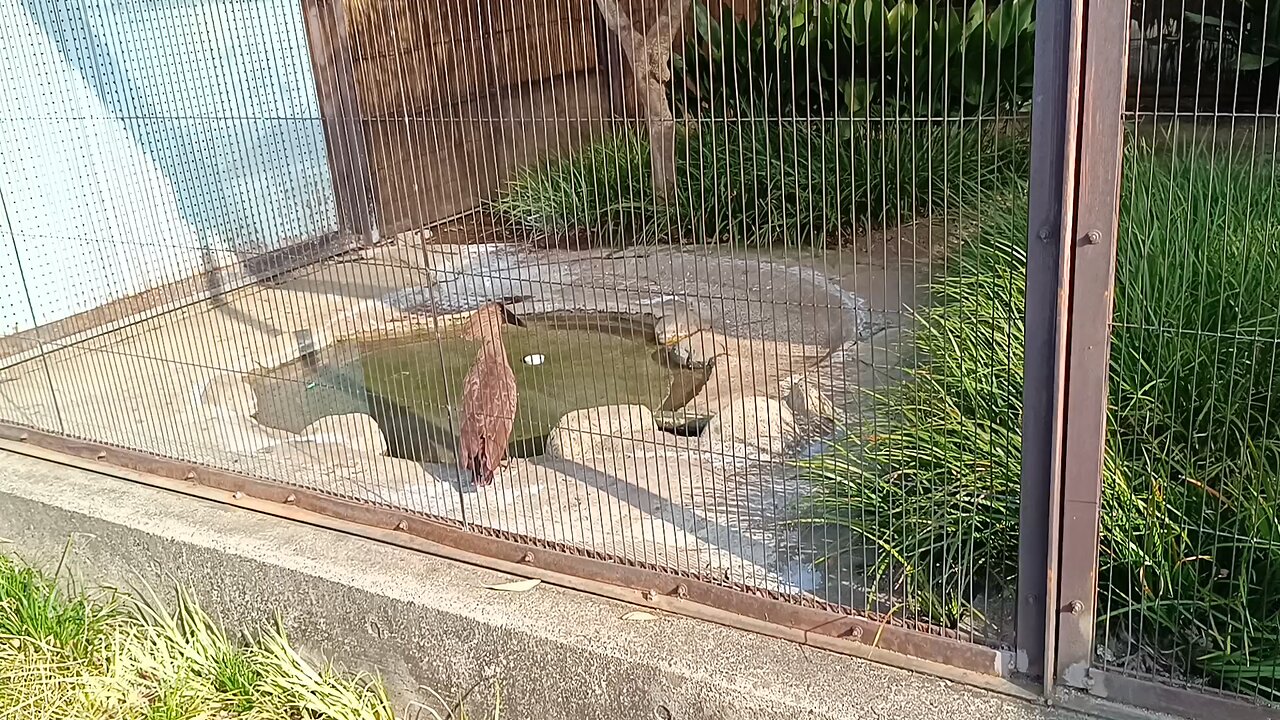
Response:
[459,302,522,488]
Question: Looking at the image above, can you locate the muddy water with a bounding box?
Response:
[249,312,711,462]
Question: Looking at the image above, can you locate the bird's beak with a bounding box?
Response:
[661,332,692,348]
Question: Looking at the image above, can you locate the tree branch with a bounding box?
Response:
[594,0,691,197]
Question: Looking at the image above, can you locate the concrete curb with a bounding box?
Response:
[0,450,1088,720]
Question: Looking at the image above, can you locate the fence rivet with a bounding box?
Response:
[285,493,296,504]
[184,471,196,481]
[644,589,657,601]
[395,520,408,531]
[1038,227,1050,241]
[18,433,27,441]
[675,583,689,599]
[232,491,244,500]
[521,551,535,563]
[1068,599,1084,615]
[849,626,864,641]
[95,452,106,460]
[1085,230,1101,245]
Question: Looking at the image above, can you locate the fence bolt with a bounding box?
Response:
[95,451,106,460]
[232,491,244,500]
[1038,227,1051,241]
[644,589,657,601]
[285,493,296,504]
[521,551,535,563]
[18,433,27,441]
[849,626,864,641]
[675,583,689,599]
[1085,230,1101,245]
[395,520,408,531]
[1068,599,1084,615]
[184,471,196,480]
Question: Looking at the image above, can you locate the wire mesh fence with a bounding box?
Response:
[1,0,1276,714]
[0,0,1034,653]
[288,0,1030,650]
[1089,0,1280,707]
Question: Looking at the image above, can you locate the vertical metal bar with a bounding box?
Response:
[1054,0,1132,692]
[591,2,627,121]
[301,0,380,246]
[1018,0,1084,685]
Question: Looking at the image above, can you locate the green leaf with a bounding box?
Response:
[844,0,863,44]
[692,2,724,59]
[853,0,888,51]
[987,1,1015,48]
[939,8,966,57]
[1011,0,1035,34]
[965,0,987,36]
[692,1,714,44]
[886,0,918,40]
[792,1,808,28]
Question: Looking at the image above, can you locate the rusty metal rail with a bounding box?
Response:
[0,421,1026,690]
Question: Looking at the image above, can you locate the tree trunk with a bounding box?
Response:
[593,0,690,199]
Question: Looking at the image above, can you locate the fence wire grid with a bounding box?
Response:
[1089,0,1280,708]
[0,0,1276,715]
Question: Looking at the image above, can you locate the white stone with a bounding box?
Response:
[198,373,257,418]
[702,395,797,456]
[303,413,388,456]
[544,404,659,462]
[785,377,844,424]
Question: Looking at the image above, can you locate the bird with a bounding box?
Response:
[654,306,723,369]
[459,302,523,488]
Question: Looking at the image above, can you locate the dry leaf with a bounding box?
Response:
[621,611,661,622]
[483,578,541,593]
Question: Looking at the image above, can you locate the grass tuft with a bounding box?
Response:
[801,136,1280,698]
[491,121,1030,246]
[0,550,125,664]
[0,549,489,719]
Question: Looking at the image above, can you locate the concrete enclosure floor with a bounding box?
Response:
[0,228,934,607]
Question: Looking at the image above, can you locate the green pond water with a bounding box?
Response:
[249,313,710,463]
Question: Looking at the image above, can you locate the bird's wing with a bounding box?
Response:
[459,354,487,459]
[461,357,485,410]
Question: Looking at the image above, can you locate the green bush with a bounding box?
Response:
[671,0,1035,121]
[801,138,1280,698]
[491,121,1029,245]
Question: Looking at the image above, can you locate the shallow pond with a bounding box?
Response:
[249,312,711,462]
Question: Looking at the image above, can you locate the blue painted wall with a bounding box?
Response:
[0,0,336,331]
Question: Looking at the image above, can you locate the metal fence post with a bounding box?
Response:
[1051,0,1131,693]
[1018,0,1083,685]
[301,0,380,247]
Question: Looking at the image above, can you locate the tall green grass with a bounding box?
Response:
[802,138,1280,699]
[0,550,495,719]
[491,122,1030,245]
